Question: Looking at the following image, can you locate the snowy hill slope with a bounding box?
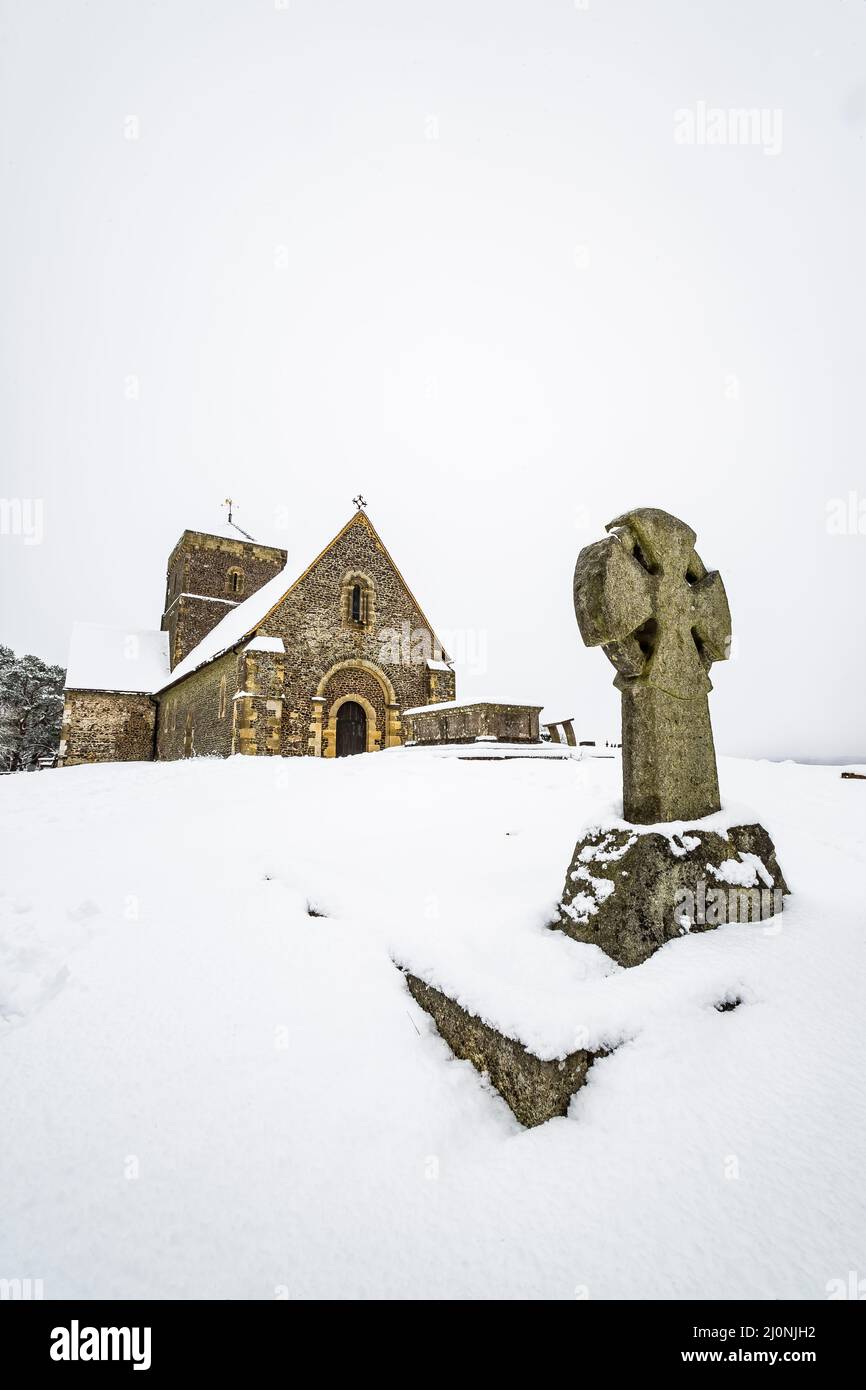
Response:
[0,750,864,1299]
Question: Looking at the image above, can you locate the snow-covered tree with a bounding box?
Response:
[0,646,65,772]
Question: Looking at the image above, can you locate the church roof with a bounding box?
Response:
[65,624,170,694]
[158,510,449,694]
[157,566,295,691]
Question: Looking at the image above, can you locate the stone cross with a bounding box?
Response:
[574,507,731,823]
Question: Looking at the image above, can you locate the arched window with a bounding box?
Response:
[218,674,227,720]
[341,572,375,630]
[226,567,245,597]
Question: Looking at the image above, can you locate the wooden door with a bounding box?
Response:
[336,700,366,756]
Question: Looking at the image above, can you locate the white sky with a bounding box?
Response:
[1,0,864,759]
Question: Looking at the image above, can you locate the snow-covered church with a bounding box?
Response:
[59,507,460,765]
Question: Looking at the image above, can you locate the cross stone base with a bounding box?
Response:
[552,822,789,968]
[404,972,604,1127]
[621,687,721,823]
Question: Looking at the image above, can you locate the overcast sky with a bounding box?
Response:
[1,0,864,759]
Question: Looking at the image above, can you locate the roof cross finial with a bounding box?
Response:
[352,493,367,512]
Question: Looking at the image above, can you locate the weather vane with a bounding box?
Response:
[352,494,367,511]
[222,497,255,541]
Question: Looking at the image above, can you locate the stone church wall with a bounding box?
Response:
[156,650,240,760]
[59,691,157,765]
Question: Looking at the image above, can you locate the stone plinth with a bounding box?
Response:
[552,821,789,968]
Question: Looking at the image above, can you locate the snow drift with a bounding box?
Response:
[0,750,864,1299]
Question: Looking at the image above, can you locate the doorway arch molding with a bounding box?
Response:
[311,659,402,758]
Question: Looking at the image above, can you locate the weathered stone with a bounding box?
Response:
[574,507,731,823]
[59,690,156,765]
[404,972,601,1127]
[552,822,789,968]
[402,700,542,746]
[543,717,577,746]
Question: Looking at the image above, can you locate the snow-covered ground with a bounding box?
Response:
[1,749,864,1299]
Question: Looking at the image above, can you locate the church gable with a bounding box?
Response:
[256,512,446,668]
[248,511,453,755]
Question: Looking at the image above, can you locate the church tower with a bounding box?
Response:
[161,514,287,670]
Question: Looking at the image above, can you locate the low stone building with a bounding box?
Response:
[59,509,457,764]
[403,700,542,747]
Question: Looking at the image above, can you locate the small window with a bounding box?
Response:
[342,572,374,630]
[218,674,227,720]
[226,567,245,597]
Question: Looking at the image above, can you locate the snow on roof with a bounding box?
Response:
[245,635,285,653]
[65,624,170,694]
[403,698,543,716]
[425,658,453,672]
[158,562,293,691]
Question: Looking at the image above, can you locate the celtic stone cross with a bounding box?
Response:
[574,507,731,823]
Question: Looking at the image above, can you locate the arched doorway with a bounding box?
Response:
[312,660,402,757]
[336,700,367,757]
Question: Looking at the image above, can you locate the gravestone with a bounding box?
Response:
[553,507,788,965]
